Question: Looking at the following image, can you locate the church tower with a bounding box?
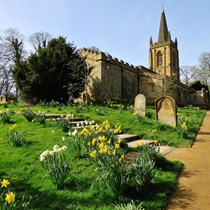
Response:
[149,10,180,82]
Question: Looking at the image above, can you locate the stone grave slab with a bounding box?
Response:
[134,94,146,117]
[156,96,177,127]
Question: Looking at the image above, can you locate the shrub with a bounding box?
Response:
[129,152,155,192]
[85,120,156,197]
[57,117,71,132]
[21,109,36,122]
[7,124,26,147]
[35,112,46,124]
[0,111,11,123]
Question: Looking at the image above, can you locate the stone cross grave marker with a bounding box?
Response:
[134,94,146,117]
[156,96,177,127]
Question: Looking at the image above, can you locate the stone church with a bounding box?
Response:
[80,10,208,107]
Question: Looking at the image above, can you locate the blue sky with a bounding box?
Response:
[0,0,210,67]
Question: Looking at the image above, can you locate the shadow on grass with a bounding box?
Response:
[11,178,115,210]
[116,158,183,210]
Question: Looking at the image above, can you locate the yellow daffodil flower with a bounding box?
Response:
[5,192,15,204]
[9,124,17,130]
[102,120,110,131]
[1,179,10,188]
[89,150,97,158]
[98,136,106,142]
[115,143,120,149]
[92,138,97,145]
[154,140,159,145]
[117,138,122,144]
[114,125,121,134]
[139,141,144,146]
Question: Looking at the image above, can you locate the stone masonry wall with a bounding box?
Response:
[80,49,208,107]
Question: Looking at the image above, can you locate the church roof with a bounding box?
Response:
[158,9,169,43]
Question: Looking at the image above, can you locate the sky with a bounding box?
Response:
[0,0,210,67]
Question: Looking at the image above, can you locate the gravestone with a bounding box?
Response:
[156,96,177,127]
[0,95,6,103]
[82,92,91,105]
[134,94,146,117]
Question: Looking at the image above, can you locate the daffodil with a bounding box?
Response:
[92,138,97,145]
[96,125,104,132]
[181,122,188,131]
[5,192,15,204]
[102,120,110,131]
[9,124,17,130]
[115,143,120,149]
[114,125,121,134]
[139,141,144,146]
[118,154,124,162]
[154,140,159,145]
[117,138,122,144]
[89,150,97,158]
[79,127,90,136]
[98,135,106,142]
[1,179,10,188]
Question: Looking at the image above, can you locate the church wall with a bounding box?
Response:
[138,70,208,107]
[101,60,122,99]
[80,49,140,102]
[79,49,103,101]
[100,57,139,100]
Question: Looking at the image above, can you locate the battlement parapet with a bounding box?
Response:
[82,47,141,72]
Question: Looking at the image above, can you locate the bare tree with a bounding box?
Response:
[180,65,197,85]
[1,28,26,63]
[197,52,210,86]
[0,28,26,98]
[28,32,51,51]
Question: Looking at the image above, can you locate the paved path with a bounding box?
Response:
[165,111,210,210]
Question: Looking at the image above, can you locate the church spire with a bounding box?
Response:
[158,9,169,43]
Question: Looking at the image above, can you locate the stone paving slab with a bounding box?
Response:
[116,134,139,142]
[157,146,175,155]
[127,139,154,147]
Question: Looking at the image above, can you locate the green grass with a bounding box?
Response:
[0,102,205,209]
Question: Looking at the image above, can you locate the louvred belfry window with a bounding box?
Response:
[157,52,163,67]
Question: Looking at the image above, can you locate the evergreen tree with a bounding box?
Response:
[13,37,89,103]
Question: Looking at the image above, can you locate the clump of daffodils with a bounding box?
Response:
[40,145,67,161]
[39,145,69,190]
[0,179,15,205]
[177,121,189,139]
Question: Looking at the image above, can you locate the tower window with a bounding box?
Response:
[157,52,163,67]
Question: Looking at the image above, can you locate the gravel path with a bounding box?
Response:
[166,111,210,210]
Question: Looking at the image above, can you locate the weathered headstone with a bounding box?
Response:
[0,95,6,103]
[134,94,146,117]
[82,92,91,105]
[156,96,177,127]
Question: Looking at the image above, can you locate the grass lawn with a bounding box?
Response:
[0,102,206,209]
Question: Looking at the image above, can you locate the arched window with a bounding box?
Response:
[157,51,163,67]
